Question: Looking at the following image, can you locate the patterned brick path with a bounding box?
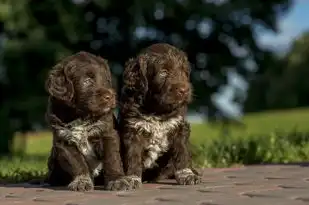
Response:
[1,164,309,205]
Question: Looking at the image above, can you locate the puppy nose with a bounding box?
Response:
[104,94,111,101]
[177,87,188,95]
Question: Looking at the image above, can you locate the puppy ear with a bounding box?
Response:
[123,57,148,95]
[45,64,74,106]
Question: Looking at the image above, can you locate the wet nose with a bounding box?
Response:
[104,94,111,101]
[102,90,114,101]
[177,87,188,96]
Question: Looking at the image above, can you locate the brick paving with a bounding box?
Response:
[1,164,309,205]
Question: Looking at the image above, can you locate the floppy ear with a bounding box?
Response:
[122,56,148,96]
[45,64,74,106]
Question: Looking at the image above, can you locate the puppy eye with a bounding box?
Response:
[159,72,167,78]
[86,71,95,79]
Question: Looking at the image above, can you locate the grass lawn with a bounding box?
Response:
[1,107,309,183]
[190,107,309,145]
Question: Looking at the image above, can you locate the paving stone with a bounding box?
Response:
[1,165,309,205]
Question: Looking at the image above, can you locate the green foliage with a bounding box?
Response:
[245,30,309,112]
[191,108,309,167]
[192,130,309,168]
[0,156,47,183]
[191,107,309,145]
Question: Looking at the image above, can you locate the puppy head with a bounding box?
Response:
[45,51,116,116]
[123,43,192,112]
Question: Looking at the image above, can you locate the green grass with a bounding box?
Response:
[2,107,309,183]
[0,132,51,183]
[0,156,47,183]
[189,107,309,167]
[191,130,309,168]
[190,107,309,145]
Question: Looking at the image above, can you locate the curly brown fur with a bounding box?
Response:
[45,51,138,191]
[118,43,202,187]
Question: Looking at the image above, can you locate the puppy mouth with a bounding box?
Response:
[166,96,187,105]
[109,99,116,108]
[102,107,111,113]
[176,99,185,105]
[101,100,116,112]
[86,100,115,114]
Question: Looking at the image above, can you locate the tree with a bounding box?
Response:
[0,0,293,155]
[245,30,309,113]
[278,31,309,107]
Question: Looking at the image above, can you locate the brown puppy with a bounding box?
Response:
[45,51,139,191]
[118,43,202,187]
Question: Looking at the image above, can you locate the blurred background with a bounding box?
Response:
[1,0,309,182]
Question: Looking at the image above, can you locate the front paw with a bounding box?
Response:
[105,175,142,191]
[68,175,94,192]
[175,168,202,185]
[123,175,142,189]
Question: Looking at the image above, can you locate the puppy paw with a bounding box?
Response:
[175,168,202,185]
[123,175,142,189]
[68,175,94,192]
[105,175,142,191]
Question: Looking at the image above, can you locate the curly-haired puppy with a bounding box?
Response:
[118,43,202,187]
[45,51,139,191]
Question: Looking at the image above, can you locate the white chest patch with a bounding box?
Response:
[70,124,95,157]
[69,121,103,177]
[129,115,183,169]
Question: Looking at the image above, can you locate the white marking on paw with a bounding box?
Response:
[126,175,142,183]
[74,174,91,182]
[175,168,194,179]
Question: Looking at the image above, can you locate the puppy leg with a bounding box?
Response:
[102,131,142,190]
[50,142,94,191]
[121,131,143,189]
[46,147,71,186]
[172,122,202,185]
